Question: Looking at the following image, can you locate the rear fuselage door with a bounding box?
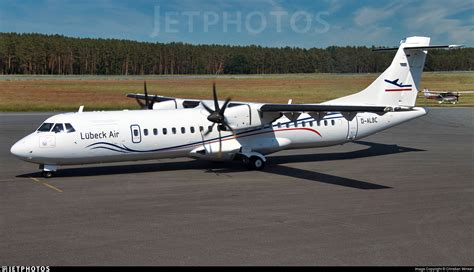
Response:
[347,117,358,140]
[130,125,141,143]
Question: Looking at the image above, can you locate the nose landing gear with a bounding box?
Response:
[40,164,57,178]
[42,171,54,178]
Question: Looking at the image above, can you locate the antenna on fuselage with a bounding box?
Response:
[78,105,84,113]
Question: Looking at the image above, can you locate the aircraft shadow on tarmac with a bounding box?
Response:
[18,141,424,190]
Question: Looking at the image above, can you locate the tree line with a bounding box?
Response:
[0,32,472,75]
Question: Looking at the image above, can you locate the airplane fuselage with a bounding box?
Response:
[11,107,426,166]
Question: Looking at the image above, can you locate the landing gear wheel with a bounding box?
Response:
[248,156,265,171]
[42,171,54,178]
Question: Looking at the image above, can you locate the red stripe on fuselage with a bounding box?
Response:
[204,127,322,146]
[385,88,412,92]
[273,127,322,137]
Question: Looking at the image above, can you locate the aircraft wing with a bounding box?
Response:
[127,93,203,108]
[260,104,390,113]
[127,93,180,102]
[258,104,414,121]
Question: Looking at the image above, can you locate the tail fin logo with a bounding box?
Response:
[384,78,413,92]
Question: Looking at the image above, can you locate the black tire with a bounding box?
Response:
[42,171,54,178]
[249,156,265,171]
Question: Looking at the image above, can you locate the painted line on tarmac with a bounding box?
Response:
[30,177,63,193]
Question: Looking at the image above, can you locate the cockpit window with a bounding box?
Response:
[37,123,54,132]
[52,123,64,133]
[65,123,75,133]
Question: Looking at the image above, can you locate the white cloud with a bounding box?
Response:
[402,0,474,45]
[353,3,404,26]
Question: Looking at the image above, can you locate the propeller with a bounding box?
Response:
[135,81,155,110]
[202,83,235,135]
[201,82,236,157]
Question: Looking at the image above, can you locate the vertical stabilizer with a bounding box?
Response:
[325,36,431,107]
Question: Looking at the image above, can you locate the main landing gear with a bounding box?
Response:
[237,151,267,171]
[40,164,57,178]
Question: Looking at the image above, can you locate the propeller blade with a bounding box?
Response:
[144,81,149,107]
[222,123,236,136]
[136,98,145,108]
[219,96,232,115]
[199,128,207,154]
[148,94,158,109]
[204,123,215,136]
[217,128,222,158]
[212,82,220,112]
[202,102,214,114]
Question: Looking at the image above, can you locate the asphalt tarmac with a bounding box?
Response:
[0,108,472,265]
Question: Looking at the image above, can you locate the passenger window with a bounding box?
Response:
[37,123,53,132]
[172,128,177,134]
[277,123,281,128]
[199,126,204,132]
[286,123,290,128]
[65,123,75,133]
[324,120,328,126]
[163,128,167,135]
[302,121,306,127]
[52,123,64,133]
[144,129,149,136]
[181,127,186,134]
[317,121,321,126]
[190,127,195,133]
[309,121,313,127]
[208,126,213,132]
[153,128,158,135]
[133,129,139,137]
[331,120,335,126]
[294,122,298,128]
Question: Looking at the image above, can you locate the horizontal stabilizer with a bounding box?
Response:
[373,45,464,51]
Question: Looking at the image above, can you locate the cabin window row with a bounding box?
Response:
[140,119,338,137]
[140,126,212,136]
[277,119,336,128]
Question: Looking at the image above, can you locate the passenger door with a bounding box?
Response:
[130,125,141,143]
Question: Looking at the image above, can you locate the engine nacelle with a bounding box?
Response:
[224,105,251,129]
[152,99,201,110]
[222,104,282,130]
[152,100,179,110]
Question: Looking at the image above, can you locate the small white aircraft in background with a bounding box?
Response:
[421,88,474,104]
[10,36,460,178]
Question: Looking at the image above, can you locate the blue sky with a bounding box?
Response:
[1,0,472,48]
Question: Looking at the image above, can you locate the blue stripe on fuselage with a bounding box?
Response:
[86,114,343,154]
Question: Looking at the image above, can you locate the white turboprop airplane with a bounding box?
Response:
[10,37,459,178]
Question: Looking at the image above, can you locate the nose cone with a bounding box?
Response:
[10,140,27,158]
[10,135,34,160]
